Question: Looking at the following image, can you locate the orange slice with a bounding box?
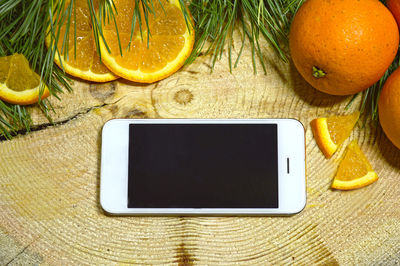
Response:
[46,0,118,82]
[331,140,378,190]
[0,54,50,105]
[311,111,360,158]
[99,0,195,83]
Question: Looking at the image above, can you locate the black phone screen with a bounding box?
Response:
[128,123,278,208]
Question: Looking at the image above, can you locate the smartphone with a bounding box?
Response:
[100,119,306,215]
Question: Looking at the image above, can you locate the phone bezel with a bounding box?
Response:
[100,119,306,215]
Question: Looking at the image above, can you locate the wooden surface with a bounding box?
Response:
[1,32,400,265]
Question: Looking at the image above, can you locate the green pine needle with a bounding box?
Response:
[187,0,305,72]
[0,0,75,139]
[0,0,395,140]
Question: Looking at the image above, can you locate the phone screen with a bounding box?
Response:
[128,124,278,208]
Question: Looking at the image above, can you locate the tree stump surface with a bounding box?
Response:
[1,36,400,265]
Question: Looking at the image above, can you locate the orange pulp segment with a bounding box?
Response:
[331,140,378,190]
[99,0,194,83]
[46,0,118,82]
[311,111,360,158]
[0,54,50,105]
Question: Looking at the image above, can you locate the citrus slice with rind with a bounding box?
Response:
[311,111,360,158]
[331,140,378,190]
[46,0,118,82]
[0,54,50,105]
[99,0,195,83]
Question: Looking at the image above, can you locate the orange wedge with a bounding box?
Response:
[311,111,360,158]
[0,54,50,105]
[46,0,118,82]
[331,140,378,190]
[99,0,195,83]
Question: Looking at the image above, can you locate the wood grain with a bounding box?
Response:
[1,30,400,265]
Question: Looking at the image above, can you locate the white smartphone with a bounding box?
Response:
[100,119,306,215]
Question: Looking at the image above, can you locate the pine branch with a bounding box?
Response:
[187,0,304,72]
[0,0,305,138]
[0,0,57,138]
[0,0,173,139]
[1,0,391,140]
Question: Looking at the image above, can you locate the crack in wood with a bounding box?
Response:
[4,244,30,266]
[0,97,124,142]
[4,238,41,266]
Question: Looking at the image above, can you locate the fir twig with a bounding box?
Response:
[1,0,391,140]
[0,0,73,139]
[0,0,190,139]
[187,0,304,72]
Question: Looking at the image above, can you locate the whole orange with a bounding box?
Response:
[290,0,399,96]
[378,68,400,149]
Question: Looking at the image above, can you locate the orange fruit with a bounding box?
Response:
[311,112,360,158]
[0,54,50,105]
[290,0,399,96]
[331,140,378,190]
[46,0,118,82]
[98,0,194,83]
[378,68,400,149]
